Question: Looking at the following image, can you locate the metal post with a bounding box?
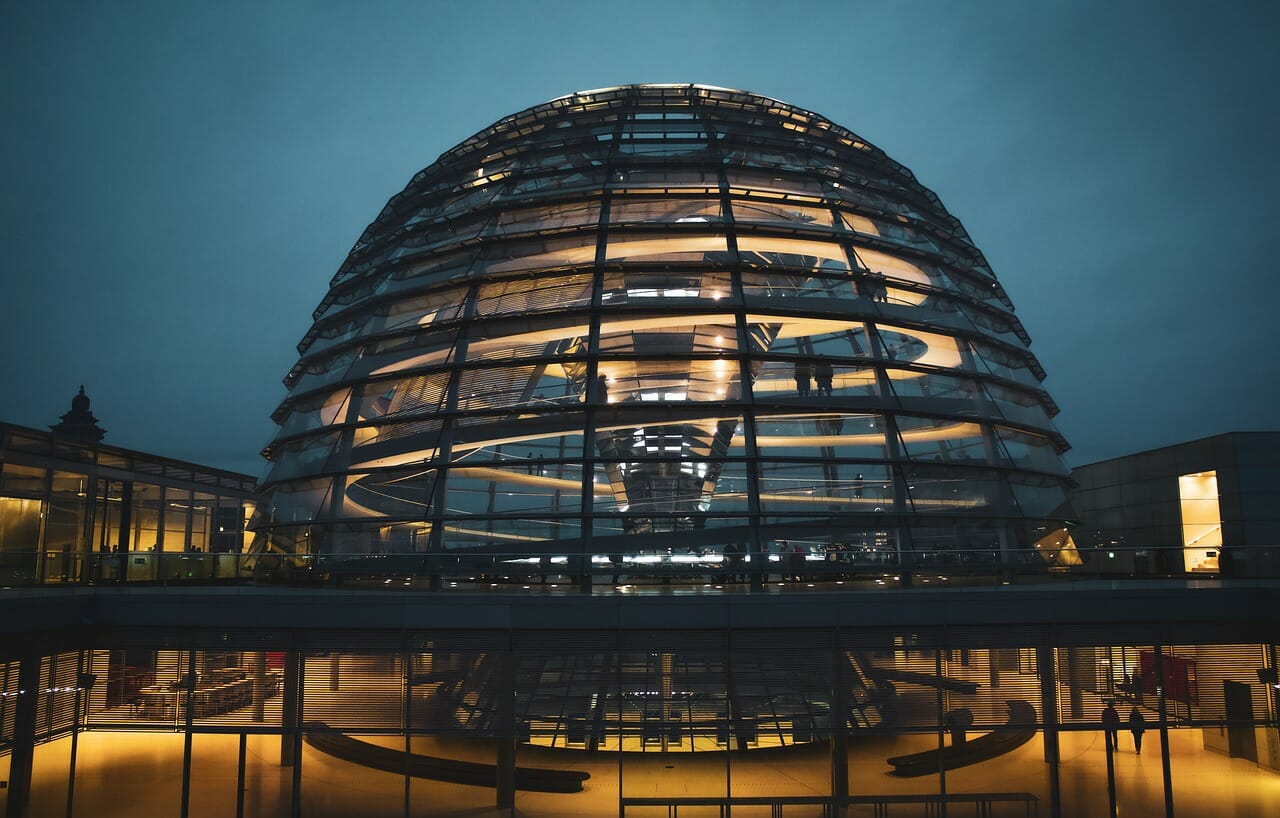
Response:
[936,647,947,818]
[280,650,300,766]
[64,650,86,818]
[291,714,303,818]
[1154,646,1175,818]
[180,648,197,818]
[5,655,41,818]
[1104,722,1117,818]
[235,733,247,818]
[403,640,412,818]
[1037,646,1061,818]
[830,644,849,812]
[495,648,516,810]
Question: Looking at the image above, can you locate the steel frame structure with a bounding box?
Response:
[254,84,1076,579]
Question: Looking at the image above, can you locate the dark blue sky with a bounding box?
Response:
[2,1,1277,475]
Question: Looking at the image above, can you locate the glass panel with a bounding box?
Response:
[437,517,581,556]
[188,491,214,552]
[841,210,881,235]
[264,432,341,484]
[466,316,589,363]
[738,234,850,271]
[997,427,1068,474]
[618,644,728,798]
[904,464,1004,514]
[455,365,582,413]
[494,199,601,234]
[474,273,594,316]
[443,464,582,515]
[732,198,835,228]
[262,478,334,526]
[601,269,734,304]
[757,462,891,514]
[0,462,44,494]
[338,469,437,521]
[611,167,719,193]
[751,359,878,400]
[725,168,825,197]
[895,416,989,463]
[609,197,723,224]
[351,418,443,462]
[595,358,743,404]
[752,414,887,459]
[279,387,352,438]
[729,638,832,798]
[968,339,1040,387]
[741,270,861,302]
[604,231,729,263]
[482,234,598,274]
[130,483,163,553]
[1179,471,1222,573]
[358,374,450,422]
[515,645,619,818]
[1009,477,1071,518]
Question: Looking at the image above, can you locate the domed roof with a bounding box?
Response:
[254,85,1078,580]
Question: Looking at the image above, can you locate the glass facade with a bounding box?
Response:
[256,84,1076,580]
[3,625,1278,818]
[0,422,257,584]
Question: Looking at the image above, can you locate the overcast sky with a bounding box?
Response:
[2,0,1277,475]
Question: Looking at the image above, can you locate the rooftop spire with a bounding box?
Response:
[51,384,106,443]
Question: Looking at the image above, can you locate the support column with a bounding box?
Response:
[235,734,247,818]
[1037,646,1062,818]
[251,652,267,723]
[1065,647,1085,719]
[830,647,849,811]
[1154,646,1175,818]
[280,650,301,766]
[935,648,947,806]
[179,649,197,818]
[5,654,41,818]
[495,650,516,810]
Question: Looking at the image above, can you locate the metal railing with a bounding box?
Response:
[0,543,1275,592]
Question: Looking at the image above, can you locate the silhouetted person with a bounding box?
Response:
[814,361,834,396]
[1102,701,1120,751]
[789,544,806,582]
[1128,707,1146,754]
[1217,545,1235,578]
[871,272,889,302]
[723,542,745,582]
[794,361,812,397]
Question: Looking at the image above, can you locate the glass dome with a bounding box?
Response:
[254,84,1077,584]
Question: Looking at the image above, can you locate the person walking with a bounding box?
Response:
[1101,701,1120,751]
[1128,707,1146,754]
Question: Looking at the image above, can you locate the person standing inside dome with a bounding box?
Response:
[794,361,812,397]
[814,361,834,397]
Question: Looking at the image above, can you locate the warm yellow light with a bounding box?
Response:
[1179,470,1222,572]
